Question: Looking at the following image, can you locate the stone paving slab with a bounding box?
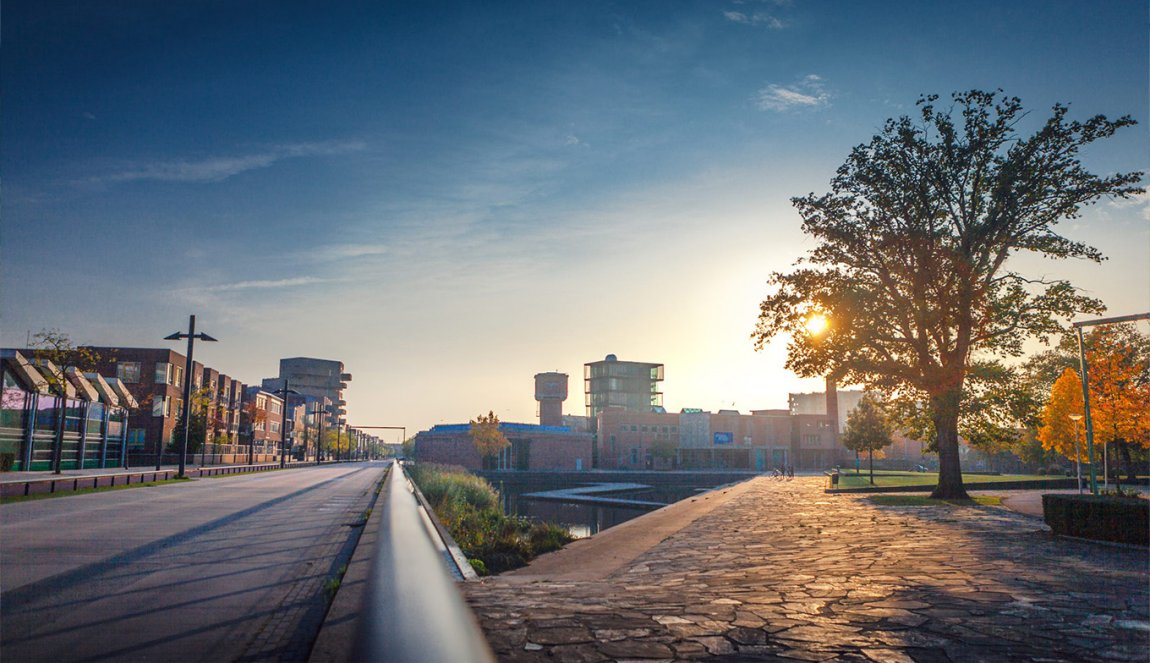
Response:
[464,476,1149,662]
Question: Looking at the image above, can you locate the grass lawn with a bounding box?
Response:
[0,477,192,504]
[867,494,1004,507]
[837,470,1052,489]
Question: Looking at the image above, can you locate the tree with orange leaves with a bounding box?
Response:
[1082,324,1150,481]
[469,411,509,462]
[1037,368,1086,462]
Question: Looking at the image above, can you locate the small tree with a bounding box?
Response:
[29,329,103,473]
[841,395,894,484]
[470,411,509,465]
[1037,368,1086,464]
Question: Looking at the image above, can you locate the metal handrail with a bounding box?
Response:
[353,460,496,663]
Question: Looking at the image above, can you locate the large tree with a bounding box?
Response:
[753,90,1142,499]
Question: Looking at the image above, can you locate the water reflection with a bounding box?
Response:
[496,479,727,538]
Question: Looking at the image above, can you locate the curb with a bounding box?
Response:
[307,466,389,662]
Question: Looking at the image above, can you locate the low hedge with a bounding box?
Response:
[1042,494,1149,546]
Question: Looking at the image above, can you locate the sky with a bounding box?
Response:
[3,0,1147,441]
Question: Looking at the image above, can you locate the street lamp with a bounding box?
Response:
[164,315,218,478]
[271,380,298,469]
[1068,414,1084,494]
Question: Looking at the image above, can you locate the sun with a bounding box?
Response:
[804,313,829,336]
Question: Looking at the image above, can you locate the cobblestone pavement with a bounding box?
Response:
[463,476,1149,662]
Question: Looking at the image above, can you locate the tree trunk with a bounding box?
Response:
[1118,439,1136,482]
[929,390,970,500]
[868,448,874,485]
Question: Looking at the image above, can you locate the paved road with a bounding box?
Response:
[465,476,1149,662]
[1,463,387,662]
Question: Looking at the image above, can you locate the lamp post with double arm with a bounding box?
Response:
[164,315,218,479]
[271,380,298,469]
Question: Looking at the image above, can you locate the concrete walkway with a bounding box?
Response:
[464,475,1149,662]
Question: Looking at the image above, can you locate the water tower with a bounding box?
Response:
[534,372,568,427]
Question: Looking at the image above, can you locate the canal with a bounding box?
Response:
[478,470,759,538]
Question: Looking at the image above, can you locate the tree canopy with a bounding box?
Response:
[469,410,509,459]
[1037,367,1086,461]
[841,395,895,484]
[752,90,1142,499]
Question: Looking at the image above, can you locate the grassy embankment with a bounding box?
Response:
[867,494,1004,507]
[406,463,573,576]
[837,470,1052,490]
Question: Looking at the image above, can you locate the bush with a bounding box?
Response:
[407,463,574,575]
[1042,494,1149,546]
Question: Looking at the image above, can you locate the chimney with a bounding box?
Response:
[825,376,839,437]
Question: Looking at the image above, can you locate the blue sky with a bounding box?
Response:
[3,0,1147,438]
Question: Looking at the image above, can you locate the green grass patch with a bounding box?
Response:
[867,494,1003,507]
[0,477,192,504]
[407,463,574,575]
[838,471,1052,489]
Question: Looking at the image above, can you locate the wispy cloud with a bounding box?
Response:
[723,10,785,29]
[92,140,365,185]
[756,75,830,112]
[201,276,330,292]
[313,244,389,260]
[1109,185,1150,221]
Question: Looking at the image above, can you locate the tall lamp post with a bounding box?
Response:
[272,380,299,469]
[1068,414,1083,494]
[164,315,218,478]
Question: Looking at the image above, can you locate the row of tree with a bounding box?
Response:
[839,323,1150,484]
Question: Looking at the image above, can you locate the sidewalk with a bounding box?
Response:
[464,475,1149,662]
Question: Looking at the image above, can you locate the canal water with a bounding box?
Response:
[487,474,750,538]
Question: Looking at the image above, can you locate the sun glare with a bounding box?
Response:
[804,313,828,336]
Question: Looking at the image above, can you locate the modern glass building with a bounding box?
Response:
[1,350,132,471]
[583,354,664,428]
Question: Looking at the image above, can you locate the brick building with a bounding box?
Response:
[414,423,592,471]
[84,347,251,465]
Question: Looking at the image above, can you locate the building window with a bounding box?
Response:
[271,421,280,433]
[153,396,167,418]
[805,434,819,445]
[154,363,170,385]
[270,401,281,415]
[630,448,638,465]
[118,362,141,383]
[630,425,637,432]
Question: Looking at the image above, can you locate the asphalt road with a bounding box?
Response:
[1,462,387,663]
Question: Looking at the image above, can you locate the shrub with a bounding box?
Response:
[1042,494,1149,546]
[407,463,574,575]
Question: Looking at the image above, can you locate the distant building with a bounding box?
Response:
[788,387,865,433]
[584,354,663,429]
[241,387,284,457]
[264,357,350,424]
[414,423,592,471]
[596,407,839,471]
[534,372,568,427]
